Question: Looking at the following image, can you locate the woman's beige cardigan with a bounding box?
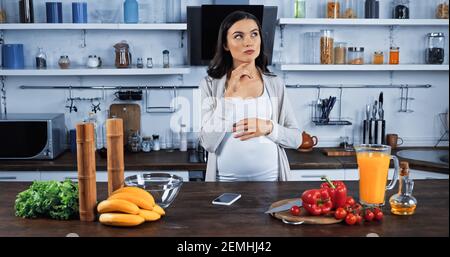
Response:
[199,73,302,182]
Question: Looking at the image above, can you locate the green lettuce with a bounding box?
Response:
[15,180,79,220]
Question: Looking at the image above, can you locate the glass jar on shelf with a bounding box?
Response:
[436,0,449,19]
[320,29,334,64]
[372,51,384,64]
[347,47,365,65]
[342,0,358,18]
[326,0,341,18]
[146,57,153,68]
[334,42,347,64]
[128,130,141,152]
[35,47,47,69]
[294,0,306,18]
[163,50,170,68]
[303,32,321,64]
[392,0,410,19]
[389,46,400,64]
[426,32,445,64]
[58,55,70,69]
[141,137,153,152]
[0,0,6,23]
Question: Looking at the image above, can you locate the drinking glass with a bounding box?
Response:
[354,144,400,207]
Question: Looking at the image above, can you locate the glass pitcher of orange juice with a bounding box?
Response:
[354,144,399,207]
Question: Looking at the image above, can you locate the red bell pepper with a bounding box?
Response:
[301,188,333,216]
[320,176,347,210]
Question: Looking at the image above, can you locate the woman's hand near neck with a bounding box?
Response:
[225,61,262,98]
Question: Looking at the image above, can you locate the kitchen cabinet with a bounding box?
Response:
[344,168,449,181]
[40,170,189,183]
[0,171,40,182]
[290,169,345,181]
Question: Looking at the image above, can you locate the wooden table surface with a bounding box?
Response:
[1,180,448,237]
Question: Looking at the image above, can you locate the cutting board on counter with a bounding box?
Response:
[109,104,141,145]
[269,198,342,225]
[322,148,356,157]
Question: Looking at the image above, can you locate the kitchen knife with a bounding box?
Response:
[372,100,378,120]
[379,92,384,120]
[265,199,302,214]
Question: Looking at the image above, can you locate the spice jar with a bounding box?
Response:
[392,0,409,19]
[342,0,357,18]
[152,134,160,151]
[348,47,364,65]
[58,55,70,69]
[426,33,445,64]
[146,57,153,68]
[136,57,144,68]
[163,50,170,68]
[128,130,141,152]
[326,0,340,18]
[436,0,449,19]
[320,29,334,64]
[365,0,379,18]
[389,46,400,64]
[373,51,384,64]
[334,42,347,64]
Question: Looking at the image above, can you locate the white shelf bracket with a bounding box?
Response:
[1,76,7,116]
[180,31,185,48]
[80,29,87,48]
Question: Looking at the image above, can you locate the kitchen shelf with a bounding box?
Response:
[0,66,191,76]
[279,18,450,26]
[0,23,187,30]
[279,64,450,71]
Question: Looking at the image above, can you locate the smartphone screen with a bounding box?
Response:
[212,193,241,205]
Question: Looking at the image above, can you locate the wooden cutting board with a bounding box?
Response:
[322,148,356,156]
[269,198,342,225]
[109,104,141,146]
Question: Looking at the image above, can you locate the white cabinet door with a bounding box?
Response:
[290,169,345,181]
[0,172,40,182]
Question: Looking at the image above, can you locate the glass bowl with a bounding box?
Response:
[124,173,183,208]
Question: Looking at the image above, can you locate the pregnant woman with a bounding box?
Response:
[199,11,302,182]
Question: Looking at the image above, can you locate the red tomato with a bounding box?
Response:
[346,196,356,206]
[334,208,347,220]
[355,215,363,224]
[345,213,357,225]
[352,203,363,215]
[364,210,375,222]
[374,210,384,221]
[290,205,301,216]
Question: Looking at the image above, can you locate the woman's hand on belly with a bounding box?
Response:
[233,118,273,141]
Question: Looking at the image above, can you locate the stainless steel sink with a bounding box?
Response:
[396,149,449,167]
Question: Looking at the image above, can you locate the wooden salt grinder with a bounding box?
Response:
[106,118,125,196]
[76,122,97,222]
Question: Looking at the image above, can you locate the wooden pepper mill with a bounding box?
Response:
[76,122,97,222]
[106,118,125,196]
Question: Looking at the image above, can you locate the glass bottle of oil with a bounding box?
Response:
[389,161,417,215]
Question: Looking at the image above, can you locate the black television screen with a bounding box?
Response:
[188,5,277,66]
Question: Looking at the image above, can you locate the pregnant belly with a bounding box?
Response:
[217,133,278,174]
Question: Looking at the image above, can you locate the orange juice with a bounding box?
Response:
[357,152,391,205]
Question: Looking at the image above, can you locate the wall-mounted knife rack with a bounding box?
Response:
[286,84,432,118]
[19,85,198,114]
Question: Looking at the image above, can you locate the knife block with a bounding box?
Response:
[76,122,97,222]
[363,119,386,144]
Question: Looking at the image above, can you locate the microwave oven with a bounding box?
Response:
[0,113,66,160]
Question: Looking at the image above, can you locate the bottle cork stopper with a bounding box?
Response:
[400,161,410,176]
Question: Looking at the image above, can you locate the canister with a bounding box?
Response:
[72,2,88,23]
[2,44,25,69]
[46,2,63,23]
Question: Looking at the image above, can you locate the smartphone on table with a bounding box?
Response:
[212,193,241,206]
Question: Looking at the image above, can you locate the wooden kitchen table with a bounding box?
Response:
[0,180,448,237]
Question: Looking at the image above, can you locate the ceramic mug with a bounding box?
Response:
[386,134,403,149]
